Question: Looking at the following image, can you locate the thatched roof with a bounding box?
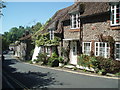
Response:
[80,2,110,17]
[35,2,110,35]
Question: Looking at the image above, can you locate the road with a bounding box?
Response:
[2,52,119,89]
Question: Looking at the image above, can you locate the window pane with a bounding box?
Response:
[96,42,110,58]
[112,5,114,9]
[83,42,90,55]
[116,44,120,48]
[71,14,79,29]
[116,43,120,60]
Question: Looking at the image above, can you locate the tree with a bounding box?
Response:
[32,22,43,33]
[0,1,6,16]
[1,34,9,51]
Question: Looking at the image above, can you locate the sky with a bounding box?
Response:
[1,2,74,34]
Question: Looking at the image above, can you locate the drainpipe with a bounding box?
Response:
[78,4,83,55]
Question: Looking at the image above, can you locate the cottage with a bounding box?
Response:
[15,31,34,60]
[32,2,120,65]
[32,5,73,61]
[62,2,120,65]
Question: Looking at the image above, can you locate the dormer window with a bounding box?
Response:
[49,29,54,40]
[111,4,120,26]
[71,13,80,29]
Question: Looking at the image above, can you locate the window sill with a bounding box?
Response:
[67,29,80,32]
[115,59,120,61]
[111,26,120,30]
[71,28,80,29]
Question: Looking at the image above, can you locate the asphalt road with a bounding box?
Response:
[2,52,119,89]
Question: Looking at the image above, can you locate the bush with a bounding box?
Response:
[95,56,120,73]
[78,54,94,68]
[48,52,59,67]
[36,53,48,65]
[58,56,64,63]
[29,60,33,64]
[78,55,120,74]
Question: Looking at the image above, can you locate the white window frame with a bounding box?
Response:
[115,42,120,60]
[46,47,51,57]
[110,4,120,26]
[49,30,54,40]
[82,42,92,56]
[71,13,80,29]
[95,42,110,58]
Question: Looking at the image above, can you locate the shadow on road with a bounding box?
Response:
[2,58,62,89]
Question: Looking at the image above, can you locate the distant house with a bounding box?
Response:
[15,31,34,60]
[9,44,15,51]
[61,2,120,65]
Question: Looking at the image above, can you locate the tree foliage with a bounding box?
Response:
[0,1,6,16]
[32,22,43,34]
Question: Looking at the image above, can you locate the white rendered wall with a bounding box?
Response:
[32,46,41,62]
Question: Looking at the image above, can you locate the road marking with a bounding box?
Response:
[3,71,29,89]
[24,63,120,80]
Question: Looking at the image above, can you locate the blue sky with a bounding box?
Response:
[1,2,74,34]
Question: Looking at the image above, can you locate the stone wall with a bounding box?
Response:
[62,13,120,59]
[64,26,80,39]
[82,14,120,42]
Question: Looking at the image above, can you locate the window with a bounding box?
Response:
[111,4,120,26]
[49,30,54,40]
[115,42,120,60]
[83,42,91,55]
[46,47,51,56]
[95,42,110,58]
[71,13,80,29]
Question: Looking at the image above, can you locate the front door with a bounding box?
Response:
[70,41,77,65]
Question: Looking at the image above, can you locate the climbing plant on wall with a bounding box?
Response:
[34,32,60,47]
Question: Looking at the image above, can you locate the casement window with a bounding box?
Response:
[111,4,120,26]
[115,42,120,60]
[83,42,91,56]
[46,47,51,56]
[49,30,54,40]
[71,13,80,29]
[95,42,110,58]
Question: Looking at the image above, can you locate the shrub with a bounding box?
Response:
[48,52,59,67]
[29,60,33,64]
[78,55,120,74]
[95,56,111,73]
[78,54,93,68]
[107,59,120,73]
[95,56,120,73]
[58,56,64,63]
[36,53,48,65]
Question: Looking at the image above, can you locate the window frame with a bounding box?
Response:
[70,13,80,29]
[95,42,110,58]
[110,4,120,26]
[46,47,51,57]
[82,42,92,56]
[49,29,54,40]
[115,42,120,60]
